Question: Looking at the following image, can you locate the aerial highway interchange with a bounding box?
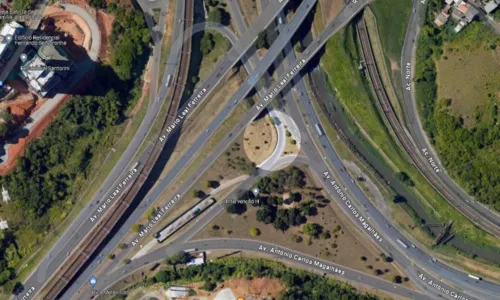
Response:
[5,0,500,299]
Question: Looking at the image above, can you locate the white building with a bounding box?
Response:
[2,186,10,202]
[165,286,190,299]
[0,218,8,230]
[0,21,24,62]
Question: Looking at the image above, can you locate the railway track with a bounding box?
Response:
[36,1,194,299]
[355,17,500,237]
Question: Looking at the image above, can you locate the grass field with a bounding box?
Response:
[197,30,232,83]
[321,26,500,254]
[369,0,411,101]
[436,23,500,127]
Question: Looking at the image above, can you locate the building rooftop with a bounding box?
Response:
[0,22,24,59]
[20,44,71,97]
[485,1,499,14]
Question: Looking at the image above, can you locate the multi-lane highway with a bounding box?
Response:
[14,0,500,299]
[399,0,500,237]
[67,0,500,299]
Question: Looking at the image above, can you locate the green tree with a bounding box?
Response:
[155,270,174,283]
[226,203,247,215]
[256,205,275,224]
[208,8,222,23]
[0,123,8,137]
[256,30,269,49]
[303,223,323,239]
[201,33,215,55]
[250,228,261,236]
[132,224,143,232]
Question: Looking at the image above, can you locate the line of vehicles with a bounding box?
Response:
[154,197,216,243]
[396,239,483,281]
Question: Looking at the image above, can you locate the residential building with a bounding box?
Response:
[165,286,190,299]
[19,44,73,97]
[0,218,8,230]
[2,186,10,202]
[0,21,24,66]
[484,1,499,14]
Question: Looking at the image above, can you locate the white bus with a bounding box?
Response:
[397,239,408,249]
[184,248,198,253]
[314,123,324,136]
[165,74,172,87]
[468,274,482,281]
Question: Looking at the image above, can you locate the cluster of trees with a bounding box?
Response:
[109,4,151,81]
[395,172,414,187]
[0,89,125,291]
[414,0,457,140]
[2,91,121,217]
[415,1,500,211]
[207,1,231,27]
[253,197,317,232]
[201,32,215,55]
[0,111,13,139]
[434,107,500,211]
[151,257,378,299]
[88,0,107,8]
[255,166,306,193]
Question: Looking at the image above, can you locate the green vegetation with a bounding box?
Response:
[226,203,247,215]
[165,251,192,265]
[148,258,378,299]
[247,167,323,232]
[89,0,107,8]
[208,8,231,26]
[201,32,215,55]
[303,223,323,239]
[415,1,500,211]
[249,228,261,236]
[12,0,36,10]
[256,30,270,49]
[321,22,500,255]
[255,166,306,193]
[108,3,151,81]
[369,0,412,62]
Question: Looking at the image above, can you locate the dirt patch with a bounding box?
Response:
[243,115,277,165]
[196,167,412,286]
[390,58,400,71]
[44,7,92,60]
[437,39,500,127]
[96,10,115,62]
[320,0,344,23]
[0,95,71,175]
[237,0,258,28]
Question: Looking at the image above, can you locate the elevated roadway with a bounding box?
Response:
[73,1,500,299]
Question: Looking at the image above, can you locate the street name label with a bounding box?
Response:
[421,148,441,173]
[405,63,411,91]
[159,88,207,143]
[323,172,383,242]
[19,286,35,300]
[131,193,181,246]
[89,167,139,223]
[258,245,345,275]
[418,274,469,300]
[256,59,307,111]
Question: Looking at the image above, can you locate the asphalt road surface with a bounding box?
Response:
[400,0,500,237]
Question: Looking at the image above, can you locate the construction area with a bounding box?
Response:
[0,1,111,174]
